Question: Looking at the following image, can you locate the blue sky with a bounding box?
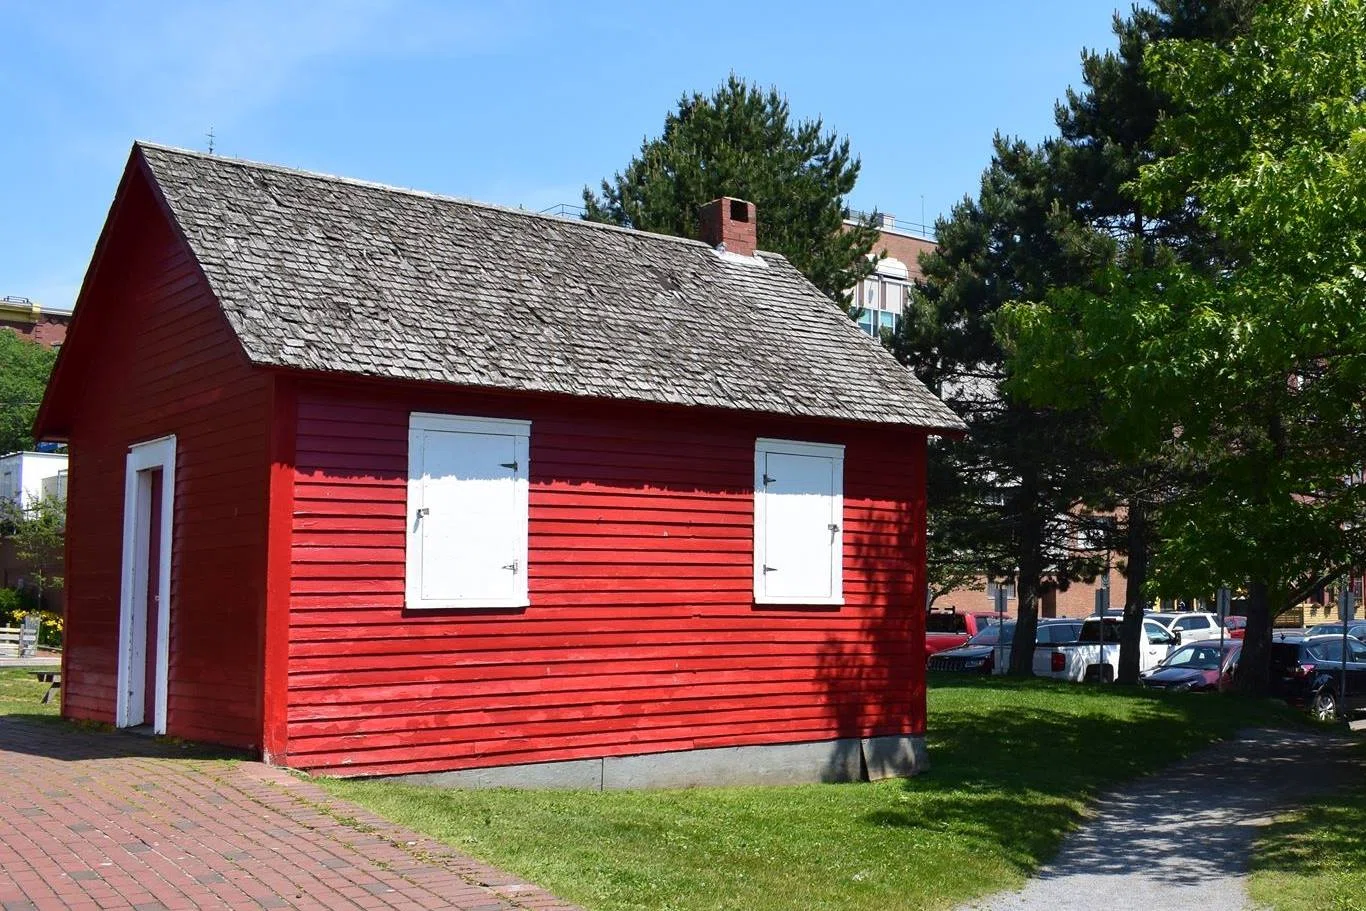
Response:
[2,1,1126,312]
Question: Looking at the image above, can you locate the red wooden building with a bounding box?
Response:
[36,144,963,787]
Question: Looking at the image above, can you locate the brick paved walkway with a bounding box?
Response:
[0,718,583,911]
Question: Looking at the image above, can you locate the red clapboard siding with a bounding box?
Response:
[55,165,269,749]
[281,381,928,776]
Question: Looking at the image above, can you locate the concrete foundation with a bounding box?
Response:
[378,735,929,791]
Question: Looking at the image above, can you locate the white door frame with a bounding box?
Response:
[116,435,176,732]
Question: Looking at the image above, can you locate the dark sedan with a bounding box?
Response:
[927,622,1014,673]
[1140,640,1240,692]
[927,618,1082,674]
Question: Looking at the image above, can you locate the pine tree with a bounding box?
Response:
[584,75,880,303]
[894,137,1113,674]
[900,3,1258,677]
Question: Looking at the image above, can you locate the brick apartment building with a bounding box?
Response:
[1,296,71,348]
[846,212,936,338]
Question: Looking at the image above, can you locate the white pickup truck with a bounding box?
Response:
[1033,617,1177,682]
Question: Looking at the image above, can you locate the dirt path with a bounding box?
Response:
[957,727,1362,911]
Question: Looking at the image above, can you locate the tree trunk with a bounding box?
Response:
[1236,580,1272,697]
[1117,501,1148,685]
[1236,412,1284,698]
[1007,526,1043,676]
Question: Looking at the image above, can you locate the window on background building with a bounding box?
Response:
[852,275,908,338]
[986,581,1017,602]
[406,413,530,610]
[851,256,910,339]
[754,438,844,605]
[879,281,903,334]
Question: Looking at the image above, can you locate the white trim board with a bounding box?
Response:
[115,435,176,733]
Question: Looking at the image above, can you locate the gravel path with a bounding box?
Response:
[957,727,1362,911]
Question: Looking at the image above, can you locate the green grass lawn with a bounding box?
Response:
[321,675,1299,911]
[1250,745,1366,911]
[0,666,60,717]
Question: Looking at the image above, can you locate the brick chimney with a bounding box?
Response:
[698,197,757,257]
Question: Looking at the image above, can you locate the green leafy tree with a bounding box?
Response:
[0,330,56,454]
[2,494,65,602]
[584,75,880,303]
[1004,0,1254,684]
[1005,0,1366,696]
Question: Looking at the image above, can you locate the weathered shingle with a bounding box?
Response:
[137,143,964,431]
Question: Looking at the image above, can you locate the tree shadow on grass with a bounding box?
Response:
[865,682,1363,885]
[1251,774,1366,885]
[853,680,1305,879]
[855,702,1177,876]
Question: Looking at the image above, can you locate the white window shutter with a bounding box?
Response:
[407,414,530,609]
[754,439,844,605]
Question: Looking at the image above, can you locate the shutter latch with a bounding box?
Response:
[762,565,777,573]
[762,474,776,485]
[501,461,519,471]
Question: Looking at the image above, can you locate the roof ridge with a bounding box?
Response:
[133,141,762,255]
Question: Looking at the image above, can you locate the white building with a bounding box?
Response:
[0,451,68,509]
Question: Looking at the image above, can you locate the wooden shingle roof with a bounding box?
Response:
[139,143,963,431]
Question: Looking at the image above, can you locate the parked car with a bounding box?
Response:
[1268,633,1366,721]
[1305,621,1366,642]
[930,618,1083,674]
[925,609,1002,656]
[1139,640,1241,693]
[1146,611,1226,643]
[1221,615,1247,639]
[929,622,1013,673]
[1033,617,1175,682]
[988,618,1085,675]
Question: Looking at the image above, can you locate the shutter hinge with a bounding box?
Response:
[500,461,519,471]
[416,507,430,518]
[762,474,776,485]
[502,560,520,574]
[828,523,840,533]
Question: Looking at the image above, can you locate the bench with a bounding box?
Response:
[32,671,60,703]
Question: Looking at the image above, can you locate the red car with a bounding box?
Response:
[1140,640,1242,692]
[925,609,1002,656]
[1222,615,1247,639]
